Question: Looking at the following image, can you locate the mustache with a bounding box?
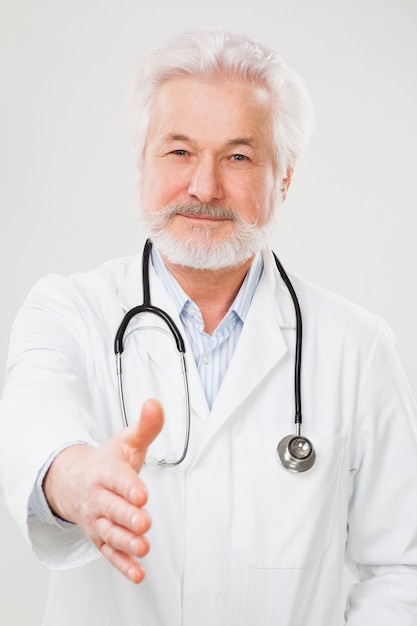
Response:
[155,202,245,223]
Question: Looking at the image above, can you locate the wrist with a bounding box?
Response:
[43,444,92,522]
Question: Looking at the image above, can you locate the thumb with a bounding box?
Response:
[121,398,164,471]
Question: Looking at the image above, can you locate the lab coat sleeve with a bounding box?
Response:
[344,317,417,624]
[0,275,101,570]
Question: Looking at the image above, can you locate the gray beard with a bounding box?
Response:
[140,202,274,270]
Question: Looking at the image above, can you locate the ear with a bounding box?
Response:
[280,167,294,202]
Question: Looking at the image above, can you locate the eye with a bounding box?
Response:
[231,154,248,162]
[171,149,189,157]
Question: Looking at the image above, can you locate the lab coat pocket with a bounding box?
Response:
[232,433,345,568]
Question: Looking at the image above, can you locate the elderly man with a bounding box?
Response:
[1,29,416,626]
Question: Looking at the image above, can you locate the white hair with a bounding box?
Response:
[128,28,314,180]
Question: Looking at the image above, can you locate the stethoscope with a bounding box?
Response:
[114,239,316,473]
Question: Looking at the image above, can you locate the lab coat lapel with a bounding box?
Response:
[116,254,209,420]
[203,251,295,442]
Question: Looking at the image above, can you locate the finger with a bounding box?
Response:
[98,462,149,508]
[94,517,150,558]
[121,398,164,472]
[100,543,146,584]
[95,489,151,534]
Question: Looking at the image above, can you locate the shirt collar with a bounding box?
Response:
[231,252,263,322]
[151,246,264,324]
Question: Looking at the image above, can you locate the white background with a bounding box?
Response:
[1,0,416,623]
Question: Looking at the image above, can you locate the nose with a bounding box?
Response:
[187,156,223,203]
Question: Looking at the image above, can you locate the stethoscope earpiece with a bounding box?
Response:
[277,434,316,473]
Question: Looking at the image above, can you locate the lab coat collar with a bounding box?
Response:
[116,252,143,313]
[203,250,295,444]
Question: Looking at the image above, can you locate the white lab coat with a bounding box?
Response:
[1,250,417,626]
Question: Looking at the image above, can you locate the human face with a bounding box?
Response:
[140,76,278,267]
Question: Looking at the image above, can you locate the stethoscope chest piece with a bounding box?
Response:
[277,434,316,473]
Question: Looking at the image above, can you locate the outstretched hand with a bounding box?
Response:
[43,399,164,583]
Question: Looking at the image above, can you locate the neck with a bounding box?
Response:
[162,256,255,335]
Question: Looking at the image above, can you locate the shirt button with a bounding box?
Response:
[202,353,212,364]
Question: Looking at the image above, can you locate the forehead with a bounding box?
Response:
[147,75,274,147]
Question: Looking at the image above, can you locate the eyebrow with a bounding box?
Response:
[166,134,191,142]
[225,137,255,147]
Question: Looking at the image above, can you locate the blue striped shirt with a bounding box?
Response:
[152,247,264,408]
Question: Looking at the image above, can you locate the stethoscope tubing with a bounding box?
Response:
[272,252,303,431]
[114,240,315,471]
